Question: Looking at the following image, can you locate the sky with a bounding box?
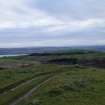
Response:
[0,0,105,48]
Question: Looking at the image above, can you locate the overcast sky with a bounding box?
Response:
[0,0,105,48]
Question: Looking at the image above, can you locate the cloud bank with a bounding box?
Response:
[0,0,105,47]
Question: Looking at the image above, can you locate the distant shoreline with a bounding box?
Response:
[0,54,27,58]
[0,46,105,58]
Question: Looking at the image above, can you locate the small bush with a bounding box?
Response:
[0,67,5,70]
[47,88,63,97]
[63,79,89,92]
[63,84,81,91]
[29,99,41,105]
[74,64,86,69]
[75,79,88,88]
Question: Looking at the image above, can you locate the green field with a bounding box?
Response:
[0,51,105,105]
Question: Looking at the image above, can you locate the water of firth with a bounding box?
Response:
[0,46,105,57]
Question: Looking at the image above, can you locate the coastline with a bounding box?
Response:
[0,54,27,58]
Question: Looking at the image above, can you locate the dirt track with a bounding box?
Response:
[10,76,55,105]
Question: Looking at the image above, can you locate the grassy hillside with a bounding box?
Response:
[0,50,105,105]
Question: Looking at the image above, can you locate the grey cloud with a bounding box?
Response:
[33,0,105,20]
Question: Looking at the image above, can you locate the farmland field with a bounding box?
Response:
[0,50,105,105]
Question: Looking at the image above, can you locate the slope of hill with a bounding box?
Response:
[0,50,105,105]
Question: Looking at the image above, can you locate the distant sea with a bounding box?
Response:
[0,46,105,57]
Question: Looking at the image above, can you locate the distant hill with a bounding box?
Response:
[0,46,105,56]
